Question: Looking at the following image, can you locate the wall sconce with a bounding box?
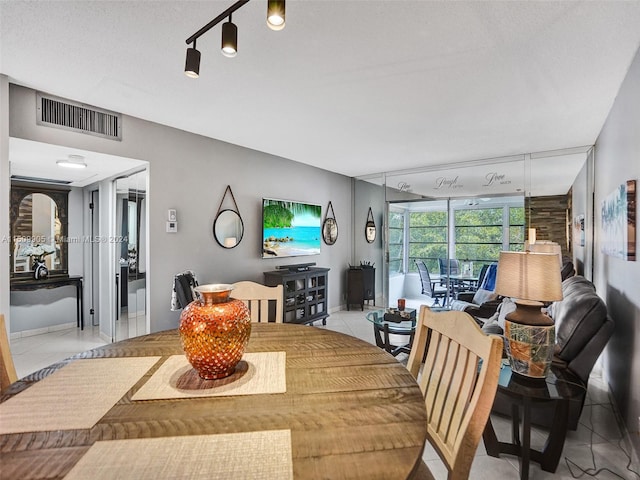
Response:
[184,0,285,78]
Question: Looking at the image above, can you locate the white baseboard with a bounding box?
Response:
[10,322,76,339]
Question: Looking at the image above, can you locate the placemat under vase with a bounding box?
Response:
[63,429,293,480]
[131,351,286,401]
[0,357,161,434]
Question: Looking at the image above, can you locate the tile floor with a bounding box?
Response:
[10,306,640,479]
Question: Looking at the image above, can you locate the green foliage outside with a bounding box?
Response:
[263,204,294,228]
[410,211,447,227]
[388,211,404,274]
[455,208,503,226]
[262,200,320,228]
[404,206,525,273]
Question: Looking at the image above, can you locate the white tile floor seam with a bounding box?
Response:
[9,306,640,479]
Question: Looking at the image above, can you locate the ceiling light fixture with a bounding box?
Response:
[56,154,87,169]
[184,39,201,78]
[267,0,285,30]
[221,14,238,58]
[184,0,284,78]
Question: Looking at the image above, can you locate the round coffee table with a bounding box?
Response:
[365,309,417,356]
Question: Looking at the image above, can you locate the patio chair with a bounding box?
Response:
[231,281,283,323]
[407,307,503,480]
[415,260,447,307]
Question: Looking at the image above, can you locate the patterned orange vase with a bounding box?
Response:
[179,284,251,380]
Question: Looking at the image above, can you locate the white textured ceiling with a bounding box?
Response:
[2,1,640,189]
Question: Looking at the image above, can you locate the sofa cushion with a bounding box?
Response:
[552,276,608,363]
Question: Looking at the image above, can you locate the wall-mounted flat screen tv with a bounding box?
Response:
[262,198,322,258]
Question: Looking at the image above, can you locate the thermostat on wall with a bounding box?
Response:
[166,221,178,233]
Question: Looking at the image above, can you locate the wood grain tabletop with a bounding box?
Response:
[0,323,428,480]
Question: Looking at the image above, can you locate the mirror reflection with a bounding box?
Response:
[115,170,147,341]
[214,210,244,248]
[322,218,338,245]
[10,186,69,278]
[366,221,376,243]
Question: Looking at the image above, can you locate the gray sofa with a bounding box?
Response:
[493,275,614,430]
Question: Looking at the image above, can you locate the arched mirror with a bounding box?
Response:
[365,207,376,243]
[214,210,244,249]
[10,184,69,279]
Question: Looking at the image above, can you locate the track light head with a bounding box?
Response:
[221,19,238,58]
[267,0,285,31]
[184,44,201,78]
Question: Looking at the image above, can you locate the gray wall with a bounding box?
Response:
[572,160,589,277]
[8,84,353,333]
[593,47,640,457]
[353,178,385,305]
[1,76,10,326]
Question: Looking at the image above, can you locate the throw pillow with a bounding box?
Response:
[472,288,498,306]
[496,297,516,330]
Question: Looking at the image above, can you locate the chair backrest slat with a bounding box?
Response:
[407,306,503,480]
[1,314,18,392]
[231,281,283,323]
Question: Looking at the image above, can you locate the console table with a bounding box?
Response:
[264,267,329,325]
[10,276,84,330]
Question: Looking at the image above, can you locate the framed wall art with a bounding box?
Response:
[601,180,636,261]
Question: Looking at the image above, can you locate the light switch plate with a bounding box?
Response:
[168,209,177,222]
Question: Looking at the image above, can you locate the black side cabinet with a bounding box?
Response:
[346,267,375,311]
[264,267,330,325]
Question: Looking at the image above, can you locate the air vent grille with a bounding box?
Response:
[36,93,122,140]
[11,175,73,185]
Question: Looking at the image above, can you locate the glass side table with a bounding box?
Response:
[365,309,416,357]
[482,362,587,480]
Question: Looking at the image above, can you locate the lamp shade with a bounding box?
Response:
[495,251,563,303]
[528,241,563,267]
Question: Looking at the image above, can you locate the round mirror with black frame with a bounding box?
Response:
[322,201,338,245]
[213,209,244,249]
[322,218,338,245]
[365,207,376,243]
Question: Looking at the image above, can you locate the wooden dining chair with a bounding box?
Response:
[1,314,18,392]
[406,306,503,480]
[231,281,284,323]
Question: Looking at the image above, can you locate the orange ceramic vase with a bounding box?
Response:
[179,284,251,380]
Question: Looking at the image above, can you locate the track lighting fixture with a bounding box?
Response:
[267,0,285,31]
[184,0,285,78]
[184,40,201,78]
[221,15,238,58]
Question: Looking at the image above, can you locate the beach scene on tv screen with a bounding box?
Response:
[263,199,321,258]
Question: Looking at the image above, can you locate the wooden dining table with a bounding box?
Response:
[0,323,428,480]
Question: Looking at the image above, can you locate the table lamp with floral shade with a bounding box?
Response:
[494,251,563,378]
